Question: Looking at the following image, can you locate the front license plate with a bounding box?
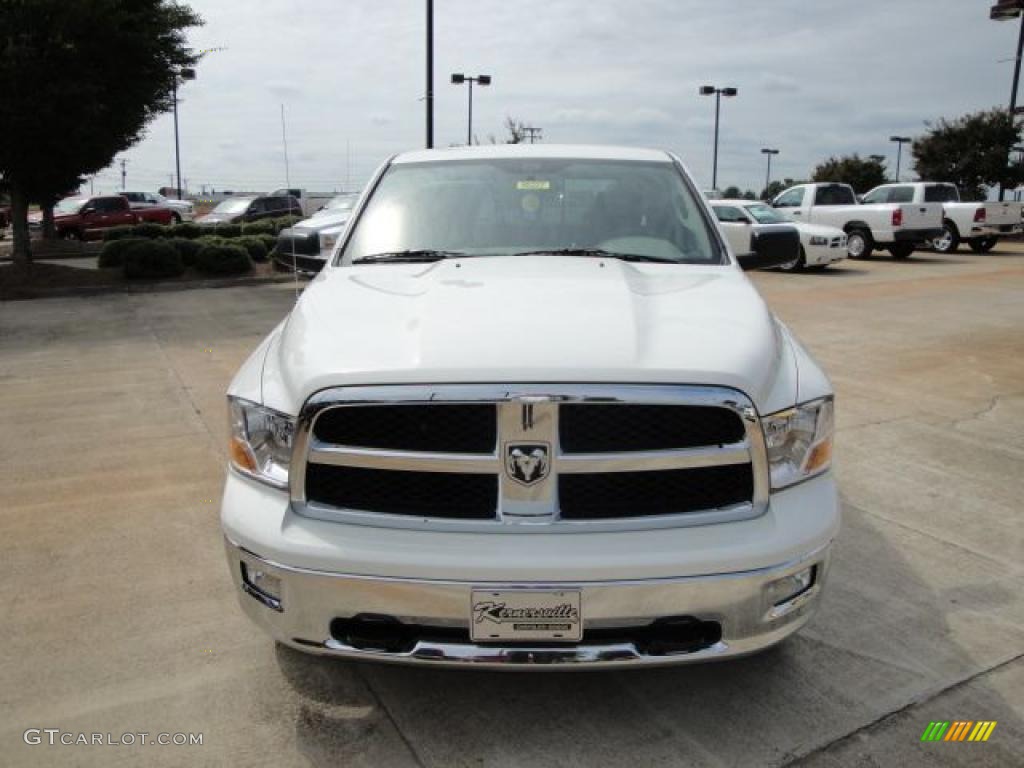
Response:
[470,589,582,642]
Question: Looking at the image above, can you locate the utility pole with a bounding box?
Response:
[426,0,434,148]
[523,126,543,144]
[120,158,128,190]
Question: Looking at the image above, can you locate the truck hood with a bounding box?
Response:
[293,211,350,233]
[262,256,793,414]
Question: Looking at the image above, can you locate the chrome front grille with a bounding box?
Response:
[290,384,769,532]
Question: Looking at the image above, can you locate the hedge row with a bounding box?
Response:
[104,215,301,243]
[98,237,254,279]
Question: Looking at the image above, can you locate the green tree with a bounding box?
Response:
[761,178,803,201]
[0,0,202,265]
[742,189,756,200]
[811,154,887,193]
[722,185,742,198]
[912,108,1023,201]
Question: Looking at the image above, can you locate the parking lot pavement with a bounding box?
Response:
[1,247,1022,767]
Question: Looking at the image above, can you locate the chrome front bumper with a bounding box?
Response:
[225,537,831,668]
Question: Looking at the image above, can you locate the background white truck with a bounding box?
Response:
[861,182,1022,254]
[772,182,943,259]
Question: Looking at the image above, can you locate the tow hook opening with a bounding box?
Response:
[331,614,417,653]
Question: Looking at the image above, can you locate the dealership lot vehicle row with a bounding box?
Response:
[0,249,1021,766]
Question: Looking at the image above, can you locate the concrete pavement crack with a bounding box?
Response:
[353,667,429,768]
[780,651,1024,766]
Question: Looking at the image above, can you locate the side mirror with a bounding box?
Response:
[80,207,96,217]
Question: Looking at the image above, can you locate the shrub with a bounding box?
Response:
[210,223,241,238]
[235,236,269,262]
[122,240,184,279]
[257,233,277,253]
[167,237,204,268]
[98,237,148,268]
[104,226,136,242]
[240,219,276,236]
[195,243,252,276]
[169,222,202,239]
[271,215,302,232]
[131,222,170,239]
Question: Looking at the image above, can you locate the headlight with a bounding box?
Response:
[228,397,295,489]
[761,397,834,489]
[319,229,343,255]
[808,235,828,246]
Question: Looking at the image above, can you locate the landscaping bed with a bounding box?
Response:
[0,259,298,301]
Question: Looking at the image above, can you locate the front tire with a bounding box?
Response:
[60,228,81,241]
[846,228,873,259]
[932,221,960,253]
[889,243,914,259]
[968,237,998,253]
[171,213,182,224]
[778,246,806,272]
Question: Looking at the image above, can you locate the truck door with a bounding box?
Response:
[711,205,754,254]
[772,187,806,221]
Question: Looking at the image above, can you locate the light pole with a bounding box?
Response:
[451,73,491,145]
[172,67,196,200]
[991,0,1024,199]
[699,86,737,191]
[760,148,779,196]
[889,136,911,181]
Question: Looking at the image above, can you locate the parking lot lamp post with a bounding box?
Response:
[451,73,491,145]
[889,136,911,181]
[761,148,779,196]
[699,86,738,191]
[991,0,1024,199]
[173,67,196,200]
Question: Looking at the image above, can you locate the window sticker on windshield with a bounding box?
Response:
[517,180,550,191]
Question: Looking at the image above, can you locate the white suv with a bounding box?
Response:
[221,145,839,668]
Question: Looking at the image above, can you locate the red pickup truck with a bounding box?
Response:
[49,195,175,240]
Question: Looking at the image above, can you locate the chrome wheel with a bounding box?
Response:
[847,232,866,258]
[932,225,955,253]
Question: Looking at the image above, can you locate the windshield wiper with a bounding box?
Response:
[353,249,471,264]
[511,247,680,264]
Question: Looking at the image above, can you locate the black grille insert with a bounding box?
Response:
[313,404,496,453]
[305,464,497,519]
[559,404,745,453]
[559,465,753,519]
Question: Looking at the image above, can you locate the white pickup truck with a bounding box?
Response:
[861,182,1022,254]
[772,182,943,259]
[221,144,839,668]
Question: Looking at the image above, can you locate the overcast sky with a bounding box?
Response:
[94,0,1022,196]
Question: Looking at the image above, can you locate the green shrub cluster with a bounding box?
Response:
[122,240,184,279]
[195,243,252,276]
[169,222,202,239]
[101,215,298,243]
[234,236,269,262]
[167,237,204,267]
[98,237,148,268]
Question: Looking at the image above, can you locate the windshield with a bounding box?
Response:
[341,158,721,264]
[744,203,788,224]
[55,198,87,214]
[211,198,251,214]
